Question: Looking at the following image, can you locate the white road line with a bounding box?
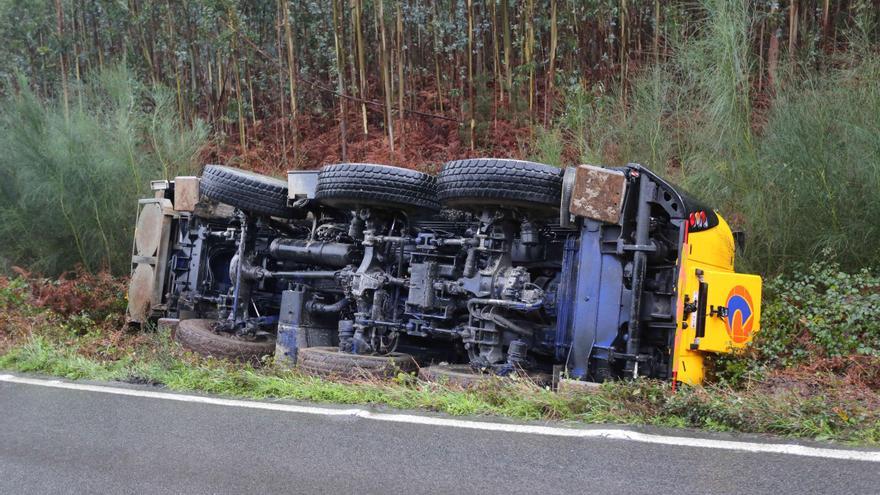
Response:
[1,373,878,463]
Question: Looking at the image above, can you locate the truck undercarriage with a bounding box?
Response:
[128,159,762,385]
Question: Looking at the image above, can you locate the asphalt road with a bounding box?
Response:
[0,375,878,495]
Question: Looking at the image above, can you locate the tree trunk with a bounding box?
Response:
[54,0,70,120]
[768,3,780,89]
[396,1,405,151]
[275,0,288,167]
[432,1,444,113]
[331,0,348,160]
[231,25,247,152]
[544,0,557,125]
[376,0,394,152]
[501,0,512,107]
[757,17,765,93]
[619,0,628,108]
[821,0,831,46]
[768,30,780,89]
[653,0,660,64]
[352,0,369,135]
[281,0,299,163]
[467,0,475,150]
[788,0,798,59]
[525,0,534,122]
[490,0,502,112]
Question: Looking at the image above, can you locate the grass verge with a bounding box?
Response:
[0,332,877,445]
[0,271,878,445]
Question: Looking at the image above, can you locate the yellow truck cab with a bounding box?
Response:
[674,210,762,384]
[559,163,761,385]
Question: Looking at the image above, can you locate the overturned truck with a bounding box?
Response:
[128,159,761,385]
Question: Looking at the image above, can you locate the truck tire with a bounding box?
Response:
[418,364,552,388]
[200,164,299,218]
[297,346,417,379]
[175,319,276,363]
[315,163,440,211]
[418,364,492,388]
[437,158,563,210]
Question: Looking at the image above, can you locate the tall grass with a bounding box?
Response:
[550,0,880,273]
[739,62,880,270]
[0,67,207,275]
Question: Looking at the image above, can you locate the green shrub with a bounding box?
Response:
[713,258,880,385]
[0,277,28,309]
[756,257,880,364]
[0,66,207,275]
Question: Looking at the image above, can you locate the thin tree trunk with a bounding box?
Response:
[544,0,557,125]
[619,0,628,108]
[396,1,405,151]
[788,0,798,58]
[653,0,660,64]
[275,0,288,167]
[490,0,502,112]
[223,6,246,151]
[331,0,348,160]
[281,0,299,164]
[352,0,369,135]
[232,36,246,152]
[501,0,512,107]
[525,0,534,121]
[821,0,831,45]
[467,0,475,150]
[72,1,83,110]
[758,18,765,93]
[432,1,444,113]
[376,0,394,152]
[768,30,780,89]
[131,0,157,84]
[91,1,104,69]
[347,12,358,130]
[54,0,70,120]
[768,3,780,88]
[166,1,184,123]
[246,62,257,128]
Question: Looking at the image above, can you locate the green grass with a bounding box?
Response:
[1,330,877,445]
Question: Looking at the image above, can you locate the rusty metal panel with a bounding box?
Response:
[568,165,627,224]
[173,176,200,212]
